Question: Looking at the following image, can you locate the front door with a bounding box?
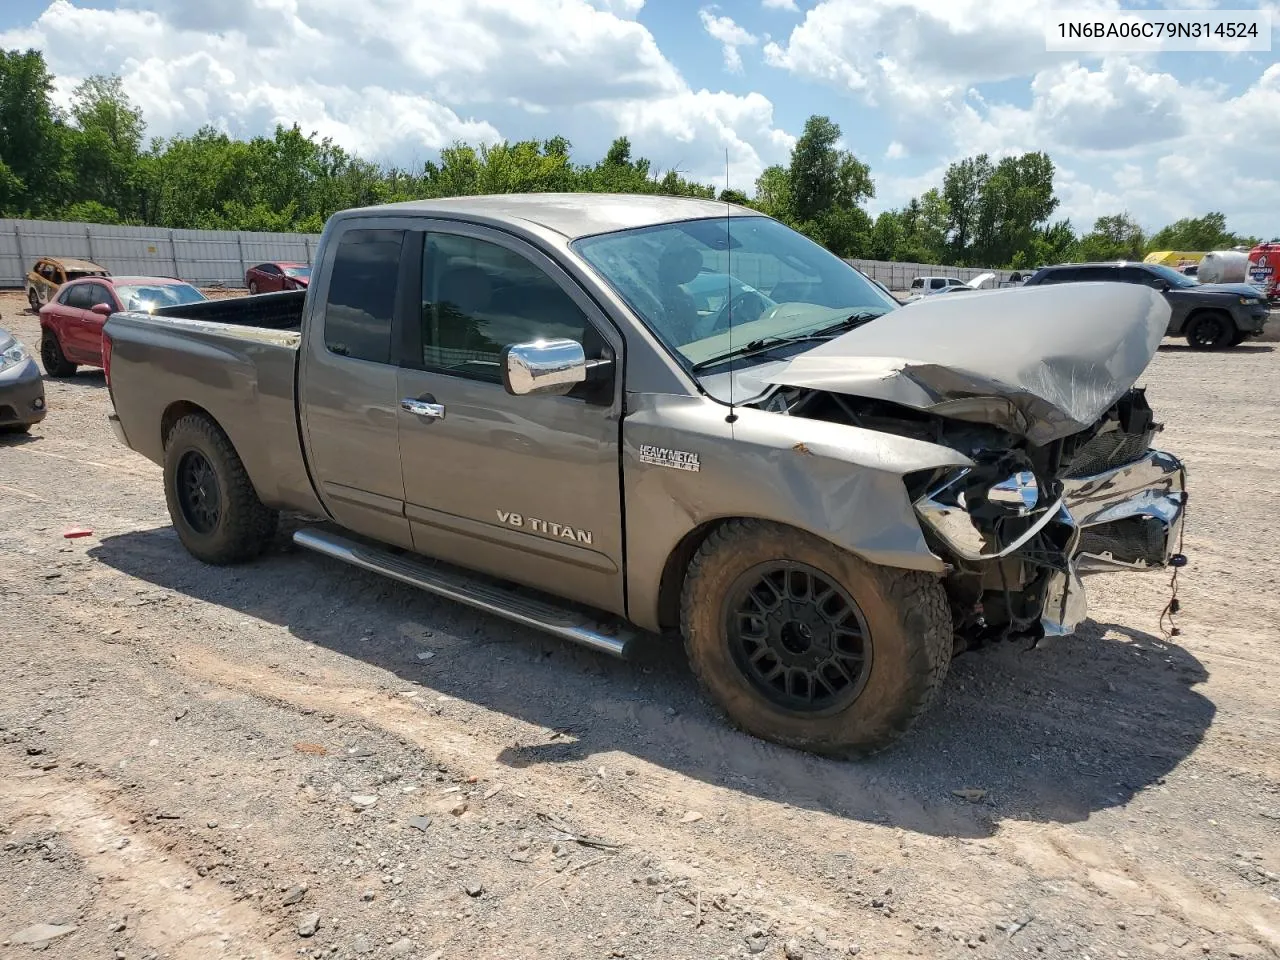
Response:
[53,283,93,361]
[75,282,117,362]
[395,225,626,614]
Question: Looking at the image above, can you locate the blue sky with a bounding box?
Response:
[2,0,1277,237]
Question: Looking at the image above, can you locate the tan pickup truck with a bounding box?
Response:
[102,194,1188,756]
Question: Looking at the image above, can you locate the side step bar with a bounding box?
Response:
[292,526,636,658]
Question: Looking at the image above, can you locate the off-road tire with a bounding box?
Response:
[680,519,952,757]
[40,331,78,377]
[163,414,278,565]
[1185,312,1234,350]
[28,288,41,312]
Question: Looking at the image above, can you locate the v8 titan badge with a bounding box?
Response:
[639,443,700,472]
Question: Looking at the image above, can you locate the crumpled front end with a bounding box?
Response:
[905,388,1188,643]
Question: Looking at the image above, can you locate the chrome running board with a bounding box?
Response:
[292,526,634,658]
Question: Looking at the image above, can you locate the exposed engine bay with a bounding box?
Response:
[751,384,1183,648]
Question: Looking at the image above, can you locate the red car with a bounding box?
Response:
[39,275,206,376]
[245,261,311,294]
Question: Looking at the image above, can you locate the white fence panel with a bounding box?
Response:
[0,219,323,288]
[1,216,1024,292]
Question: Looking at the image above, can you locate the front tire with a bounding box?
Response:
[680,520,952,757]
[248,280,259,295]
[1185,312,1234,350]
[28,288,41,312]
[40,332,78,377]
[163,414,278,565]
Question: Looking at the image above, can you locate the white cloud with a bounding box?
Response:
[699,9,758,73]
[3,0,793,190]
[762,0,800,10]
[613,89,796,192]
[884,141,906,160]
[762,0,1126,149]
[585,0,646,15]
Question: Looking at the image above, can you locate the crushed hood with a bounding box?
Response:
[768,283,1170,445]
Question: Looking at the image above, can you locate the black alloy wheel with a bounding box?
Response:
[724,561,873,714]
[1186,313,1231,350]
[176,449,222,534]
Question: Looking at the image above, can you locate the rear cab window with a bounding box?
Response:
[322,229,406,363]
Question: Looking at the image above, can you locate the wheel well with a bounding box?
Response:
[656,518,735,630]
[161,401,216,450]
[1186,307,1232,324]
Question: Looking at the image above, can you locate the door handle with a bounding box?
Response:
[401,398,446,421]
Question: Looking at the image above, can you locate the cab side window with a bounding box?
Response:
[323,229,405,363]
[419,233,592,384]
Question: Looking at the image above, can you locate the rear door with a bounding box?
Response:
[298,222,414,549]
[394,224,626,614]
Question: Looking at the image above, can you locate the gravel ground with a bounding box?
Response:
[1,290,1277,960]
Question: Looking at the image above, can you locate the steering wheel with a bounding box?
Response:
[703,289,772,337]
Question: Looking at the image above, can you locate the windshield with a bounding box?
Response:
[116,283,207,311]
[283,266,311,279]
[572,215,897,368]
[1145,263,1199,287]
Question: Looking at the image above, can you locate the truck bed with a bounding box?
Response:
[104,295,323,518]
[152,289,305,330]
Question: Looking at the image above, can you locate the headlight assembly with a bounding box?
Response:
[0,339,29,373]
[911,465,1071,562]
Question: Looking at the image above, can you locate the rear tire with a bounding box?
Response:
[163,414,278,565]
[28,288,41,312]
[40,332,78,377]
[680,519,952,757]
[1185,312,1234,350]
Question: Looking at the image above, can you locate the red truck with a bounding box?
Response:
[1248,241,1279,302]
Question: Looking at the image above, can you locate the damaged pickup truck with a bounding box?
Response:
[102,195,1187,756]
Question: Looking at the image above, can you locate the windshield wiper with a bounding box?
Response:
[690,309,885,372]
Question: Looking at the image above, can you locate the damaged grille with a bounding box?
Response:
[1061,430,1152,478]
[1058,388,1160,479]
[1077,516,1169,567]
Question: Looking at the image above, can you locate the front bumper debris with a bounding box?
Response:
[1043,449,1186,635]
[914,448,1187,638]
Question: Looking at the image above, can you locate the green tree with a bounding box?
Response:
[1076,213,1146,262]
[868,211,902,261]
[0,48,72,215]
[788,115,872,224]
[972,152,1059,267]
[753,164,792,222]
[942,154,993,264]
[67,75,146,221]
[1146,212,1249,251]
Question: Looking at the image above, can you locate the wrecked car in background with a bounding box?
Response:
[102,195,1187,756]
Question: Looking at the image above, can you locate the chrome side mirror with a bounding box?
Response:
[501,338,587,397]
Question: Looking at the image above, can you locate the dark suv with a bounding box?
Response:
[1023,261,1270,350]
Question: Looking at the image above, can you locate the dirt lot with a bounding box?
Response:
[1,289,1277,960]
